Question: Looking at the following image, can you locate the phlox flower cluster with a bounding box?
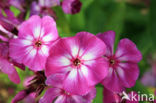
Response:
[0,1,142,102]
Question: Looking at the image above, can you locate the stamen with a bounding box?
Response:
[110,59,115,65]
[35,41,42,47]
[73,58,81,66]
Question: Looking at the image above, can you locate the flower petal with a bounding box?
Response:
[117,63,139,88]
[55,95,66,103]
[101,67,125,93]
[18,15,41,39]
[103,87,121,103]
[97,30,115,57]
[46,73,66,88]
[82,87,96,102]
[115,39,142,63]
[10,38,47,71]
[39,88,61,103]
[45,38,73,76]
[0,57,20,84]
[11,90,27,103]
[76,32,106,60]
[41,16,59,43]
[82,58,108,86]
[63,69,93,95]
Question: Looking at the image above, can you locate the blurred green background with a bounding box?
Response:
[0,0,156,103]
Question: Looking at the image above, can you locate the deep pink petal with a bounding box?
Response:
[115,39,142,63]
[11,90,27,103]
[39,88,61,103]
[82,87,96,102]
[23,93,36,103]
[0,57,20,84]
[46,73,66,88]
[101,67,125,93]
[97,30,115,57]
[0,43,9,58]
[62,0,82,14]
[117,62,139,88]
[12,61,25,70]
[103,87,121,103]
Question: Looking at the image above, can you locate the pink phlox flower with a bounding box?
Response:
[39,73,96,103]
[97,31,142,93]
[9,15,59,71]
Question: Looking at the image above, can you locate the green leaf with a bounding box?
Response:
[104,0,126,47]
[53,7,71,36]
[93,86,103,103]
[149,0,156,49]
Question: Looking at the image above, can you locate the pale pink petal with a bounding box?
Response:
[41,16,59,43]
[118,63,139,88]
[10,38,47,71]
[97,31,115,57]
[39,88,61,103]
[82,58,108,86]
[115,39,142,63]
[18,15,41,39]
[76,32,106,60]
[103,87,121,103]
[101,67,125,93]
[0,57,20,84]
[55,95,66,103]
[9,38,34,63]
[63,69,93,95]
[45,38,73,76]
[22,49,47,71]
